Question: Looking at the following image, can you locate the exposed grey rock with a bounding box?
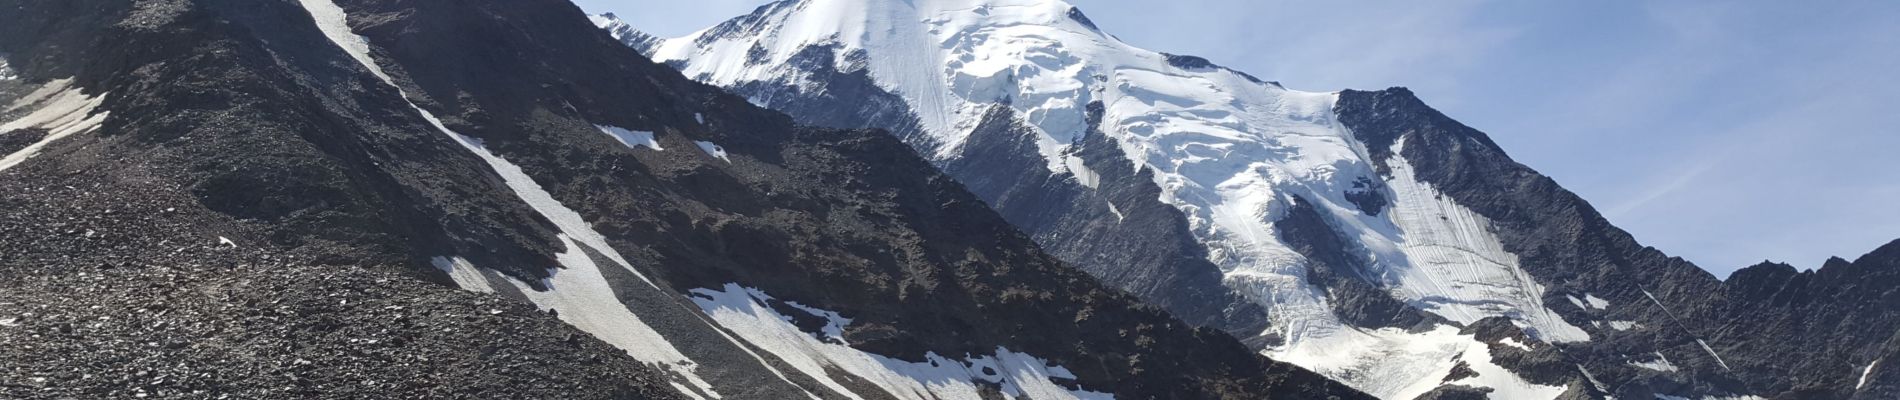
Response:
[1337,87,1900,399]
[0,0,1374,398]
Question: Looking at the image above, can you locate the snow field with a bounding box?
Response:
[690,283,1113,400]
[0,79,110,173]
[297,0,716,396]
[649,1,1594,397]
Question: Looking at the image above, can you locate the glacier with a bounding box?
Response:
[690,283,1114,400]
[637,0,1595,397]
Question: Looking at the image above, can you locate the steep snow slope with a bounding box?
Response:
[300,1,1091,398]
[690,284,1113,400]
[299,1,720,395]
[0,0,1377,398]
[257,0,1370,399]
[0,79,109,172]
[638,0,1590,397]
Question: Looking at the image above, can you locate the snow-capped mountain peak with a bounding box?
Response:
[639,1,1594,398]
[653,0,1150,163]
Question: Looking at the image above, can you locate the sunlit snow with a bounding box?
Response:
[647,1,1593,397]
[690,283,1114,400]
[1584,294,1611,309]
[1860,359,1881,390]
[597,124,664,151]
[1499,337,1534,351]
[1630,352,1680,373]
[0,79,110,173]
[298,0,716,396]
[695,140,730,162]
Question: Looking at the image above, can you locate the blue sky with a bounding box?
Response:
[572,0,1900,277]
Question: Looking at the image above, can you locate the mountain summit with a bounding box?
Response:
[0,0,1369,398]
[633,0,1900,398]
[0,0,1889,398]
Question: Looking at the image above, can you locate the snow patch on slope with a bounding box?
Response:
[432,253,713,395]
[598,124,663,151]
[1860,359,1880,390]
[690,283,1113,400]
[1630,352,1679,373]
[1270,325,1565,400]
[695,141,730,162]
[298,0,391,83]
[1584,294,1611,309]
[1565,293,1611,312]
[298,1,715,396]
[0,55,15,81]
[431,257,497,294]
[781,300,851,344]
[1499,337,1533,351]
[0,79,110,173]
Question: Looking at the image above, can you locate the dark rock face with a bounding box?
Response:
[1155,53,1273,86]
[1163,53,1217,70]
[685,38,1276,342]
[1413,385,1492,400]
[1715,240,1900,398]
[1,0,568,282]
[1460,317,1581,388]
[1275,195,1437,330]
[1065,6,1100,31]
[1342,176,1388,216]
[937,102,1274,340]
[0,0,671,397]
[0,172,682,400]
[0,128,47,155]
[0,0,1373,398]
[1337,88,1900,399]
[721,44,941,152]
